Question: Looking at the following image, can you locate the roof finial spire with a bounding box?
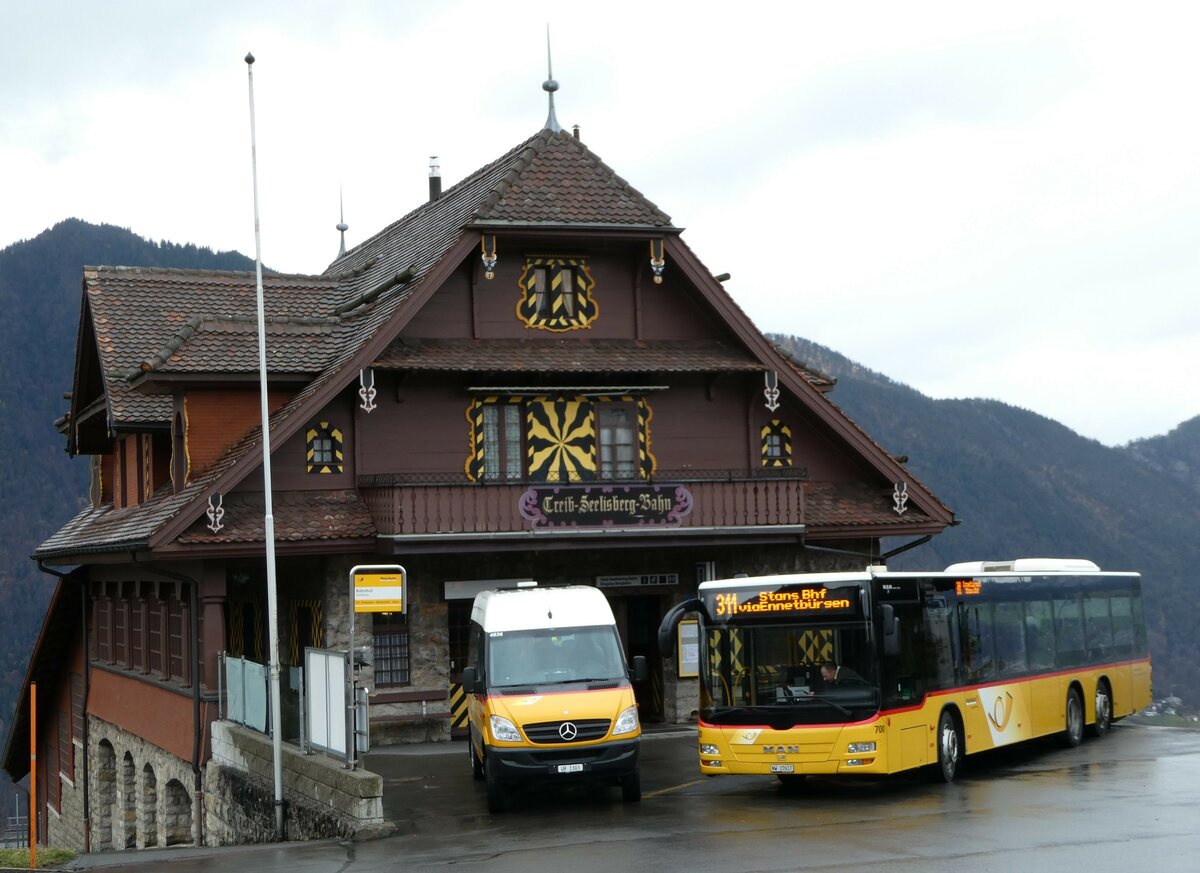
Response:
[336,186,348,258]
[542,25,562,133]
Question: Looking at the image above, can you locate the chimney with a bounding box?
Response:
[428,155,442,201]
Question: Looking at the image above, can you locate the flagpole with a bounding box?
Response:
[244,51,285,841]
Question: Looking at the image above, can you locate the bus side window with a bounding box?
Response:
[922,594,956,691]
[1084,594,1114,662]
[993,601,1028,676]
[1111,595,1134,658]
[1054,594,1085,668]
[1026,600,1055,670]
[959,602,995,683]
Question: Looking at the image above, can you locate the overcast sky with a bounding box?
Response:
[2,1,1197,446]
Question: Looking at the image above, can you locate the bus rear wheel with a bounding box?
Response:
[930,710,961,783]
[1063,687,1084,748]
[1088,682,1113,738]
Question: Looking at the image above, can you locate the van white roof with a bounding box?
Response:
[472,585,616,633]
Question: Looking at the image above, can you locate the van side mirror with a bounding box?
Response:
[461,666,481,694]
[631,655,649,684]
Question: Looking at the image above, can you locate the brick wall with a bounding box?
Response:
[184,390,290,479]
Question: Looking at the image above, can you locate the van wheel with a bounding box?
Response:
[1063,687,1084,748]
[485,750,507,813]
[929,709,961,783]
[469,737,484,781]
[621,769,642,803]
[1088,682,1112,738]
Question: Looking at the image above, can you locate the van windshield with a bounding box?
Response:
[487,626,628,687]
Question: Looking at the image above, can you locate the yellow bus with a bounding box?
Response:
[658,559,1152,783]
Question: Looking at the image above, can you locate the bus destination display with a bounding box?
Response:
[706,584,859,620]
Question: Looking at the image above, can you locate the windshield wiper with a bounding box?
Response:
[805,695,853,717]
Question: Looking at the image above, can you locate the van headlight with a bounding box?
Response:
[612,705,640,736]
[490,715,522,743]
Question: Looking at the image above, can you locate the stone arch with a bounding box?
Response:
[94,740,116,850]
[121,752,137,848]
[141,763,159,848]
[162,779,192,846]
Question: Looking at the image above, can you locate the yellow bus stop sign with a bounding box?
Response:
[353,566,406,613]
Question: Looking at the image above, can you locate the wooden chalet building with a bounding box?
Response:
[4,104,953,848]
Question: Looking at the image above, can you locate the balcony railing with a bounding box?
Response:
[358,469,807,536]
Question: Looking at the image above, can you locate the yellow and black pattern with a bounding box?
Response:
[761,419,793,467]
[709,627,747,705]
[449,681,469,732]
[306,421,344,474]
[527,396,595,482]
[288,599,325,665]
[464,396,522,481]
[226,598,264,661]
[466,395,656,482]
[516,256,598,331]
[797,630,833,665]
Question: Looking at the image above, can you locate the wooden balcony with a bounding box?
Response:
[358,470,807,539]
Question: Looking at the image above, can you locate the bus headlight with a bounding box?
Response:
[700,744,720,755]
[490,715,521,742]
[613,705,640,736]
[847,742,876,754]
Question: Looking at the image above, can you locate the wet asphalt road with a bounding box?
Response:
[62,721,1200,872]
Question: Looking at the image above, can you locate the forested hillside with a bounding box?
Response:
[772,334,1200,706]
[0,220,256,751]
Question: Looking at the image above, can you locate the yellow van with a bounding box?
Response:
[461,584,649,813]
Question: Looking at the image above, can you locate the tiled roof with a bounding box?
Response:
[803,481,931,529]
[140,316,341,375]
[372,338,763,373]
[34,480,204,558]
[177,489,376,544]
[85,267,347,423]
[42,126,950,561]
[473,130,673,227]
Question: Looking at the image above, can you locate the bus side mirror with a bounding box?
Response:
[657,597,703,657]
[881,604,900,657]
[461,666,481,694]
[631,655,649,684]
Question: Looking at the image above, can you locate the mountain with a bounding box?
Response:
[1124,418,1200,498]
[771,334,1200,707]
[0,219,257,758]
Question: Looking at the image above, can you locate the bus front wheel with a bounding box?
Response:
[930,710,961,783]
[1063,687,1085,748]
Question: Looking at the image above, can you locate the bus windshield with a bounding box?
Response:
[701,621,879,727]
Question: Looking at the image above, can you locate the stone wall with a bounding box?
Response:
[51,716,200,852]
[321,555,453,745]
[205,720,384,845]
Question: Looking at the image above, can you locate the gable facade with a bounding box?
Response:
[5,127,953,849]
